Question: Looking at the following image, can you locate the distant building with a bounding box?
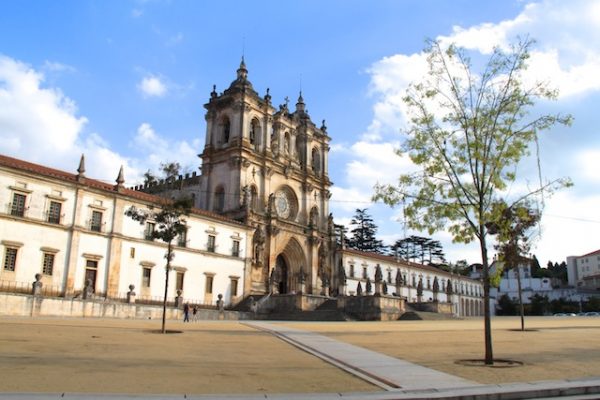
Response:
[567,249,600,290]
[490,260,577,311]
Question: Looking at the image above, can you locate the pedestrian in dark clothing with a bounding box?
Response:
[183,303,190,322]
[192,306,198,322]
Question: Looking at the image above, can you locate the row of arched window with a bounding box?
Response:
[215,115,323,174]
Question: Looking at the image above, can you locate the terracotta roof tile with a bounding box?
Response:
[580,249,600,258]
[0,153,247,228]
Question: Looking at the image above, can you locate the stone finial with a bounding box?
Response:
[366,277,372,294]
[296,91,305,113]
[264,87,271,103]
[211,84,217,99]
[375,264,383,282]
[395,269,403,287]
[115,165,125,188]
[237,56,248,80]
[321,119,327,133]
[77,154,86,178]
[433,277,439,293]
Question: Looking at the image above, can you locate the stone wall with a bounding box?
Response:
[339,295,405,321]
[409,301,453,315]
[0,293,251,320]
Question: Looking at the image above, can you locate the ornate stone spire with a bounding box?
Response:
[77,154,86,181]
[237,56,248,80]
[115,165,125,188]
[296,91,305,113]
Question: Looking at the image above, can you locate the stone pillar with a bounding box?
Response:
[298,270,306,294]
[32,273,43,296]
[322,278,330,297]
[126,284,136,304]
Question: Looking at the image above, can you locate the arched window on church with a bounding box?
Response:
[311,147,321,174]
[221,117,231,145]
[284,132,291,155]
[309,206,319,228]
[296,136,305,168]
[249,119,260,150]
[214,186,225,212]
[250,185,259,211]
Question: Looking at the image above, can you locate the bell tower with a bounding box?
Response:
[198,59,335,296]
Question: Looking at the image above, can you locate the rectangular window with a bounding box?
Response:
[362,266,368,279]
[142,267,151,288]
[42,253,55,275]
[144,222,155,240]
[232,240,240,257]
[3,248,17,271]
[176,271,184,291]
[90,210,103,232]
[207,235,216,252]
[412,276,416,287]
[231,278,238,296]
[130,247,135,258]
[177,228,187,247]
[387,270,392,284]
[84,260,98,291]
[349,264,355,278]
[11,193,26,217]
[47,201,62,224]
[205,275,214,294]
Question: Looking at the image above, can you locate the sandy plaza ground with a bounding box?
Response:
[0,316,599,394]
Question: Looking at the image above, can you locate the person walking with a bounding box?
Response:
[192,305,198,322]
[183,302,190,322]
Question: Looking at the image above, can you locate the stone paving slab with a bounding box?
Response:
[244,321,477,391]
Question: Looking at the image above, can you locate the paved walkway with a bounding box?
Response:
[244,321,478,391]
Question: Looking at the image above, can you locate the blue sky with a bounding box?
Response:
[1,0,599,266]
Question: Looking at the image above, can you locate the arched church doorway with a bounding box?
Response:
[276,254,288,294]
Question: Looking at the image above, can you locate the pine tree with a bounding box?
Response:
[346,208,386,254]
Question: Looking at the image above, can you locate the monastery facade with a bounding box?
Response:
[0,60,484,317]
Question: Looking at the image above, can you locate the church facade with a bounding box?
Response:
[141,59,336,299]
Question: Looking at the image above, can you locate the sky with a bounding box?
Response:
[1,0,599,267]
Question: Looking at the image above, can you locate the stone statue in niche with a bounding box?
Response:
[252,225,265,266]
[242,185,251,211]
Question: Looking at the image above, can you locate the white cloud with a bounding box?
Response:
[0,54,185,186]
[138,75,167,98]
[0,55,87,160]
[43,61,76,74]
[576,149,600,184]
[166,32,184,46]
[130,122,200,180]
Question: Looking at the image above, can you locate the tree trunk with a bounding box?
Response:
[479,232,494,365]
[515,263,525,331]
[161,241,172,334]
